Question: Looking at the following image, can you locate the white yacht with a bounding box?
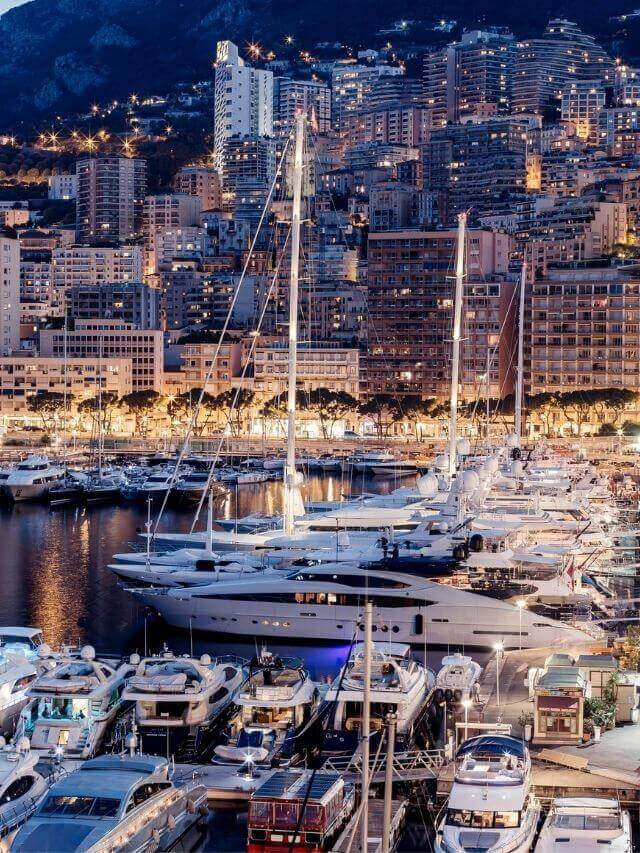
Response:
[436,734,540,853]
[173,470,226,503]
[0,628,44,663]
[0,651,37,737]
[128,563,596,649]
[123,650,246,758]
[0,737,49,846]
[19,646,133,759]
[214,650,318,768]
[535,797,632,852]
[10,753,207,853]
[0,457,65,503]
[324,642,433,752]
[435,654,482,701]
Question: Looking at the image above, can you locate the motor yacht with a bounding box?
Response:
[128,563,597,649]
[435,654,482,702]
[48,476,85,507]
[0,651,37,737]
[323,642,433,752]
[214,649,319,768]
[10,752,207,853]
[0,457,65,503]
[19,646,133,759]
[535,797,632,852]
[0,628,44,663]
[123,649,246,759]
[82,473,122,506]
[173,470,226,504]
[436,734,540,853]
[0,737,49,846]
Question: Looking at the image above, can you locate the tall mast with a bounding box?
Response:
[283,111,304,535]
[514,260,527,444]
[448,211,466,480]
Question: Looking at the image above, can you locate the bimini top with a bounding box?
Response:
[456,734,527,761]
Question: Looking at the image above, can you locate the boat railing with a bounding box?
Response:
[0,794,41,834]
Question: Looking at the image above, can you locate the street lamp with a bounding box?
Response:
[493,641,504,710]
[461,698,472,742]
[516,599,527,651]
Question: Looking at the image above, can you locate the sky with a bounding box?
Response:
[0,0,32,13]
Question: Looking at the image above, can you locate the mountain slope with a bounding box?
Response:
[0,0,633,129]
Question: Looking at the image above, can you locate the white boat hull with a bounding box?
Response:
[133,592,593,650]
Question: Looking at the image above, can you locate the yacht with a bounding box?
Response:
[82,473,122,506]
[323,642,433,752]
[10,753,207,853]
[19,646,133,759]
[0,651,37,737]
[0,628,44,663]
[435,654,482,702]
[346,451,396,472]
[436,734,540,853]
[214,649,319,768]
[173,470,226,504]
[128,563,596,649]
[123,650,246,759]
[0,737,49,845]
[48,476,85,507]
[0,457,65,503]
[535,797,632,852]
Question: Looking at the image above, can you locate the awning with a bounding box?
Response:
[537,696,579,712]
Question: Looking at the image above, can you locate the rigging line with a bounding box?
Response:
[188,226,292,533]
[151,132,293,541]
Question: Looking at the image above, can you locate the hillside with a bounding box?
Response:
[0,0,635,129]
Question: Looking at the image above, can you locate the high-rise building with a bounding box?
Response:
[51,245,144,306]
[173,166,222,211]
[513,19,613,115]
[331,63,403,129]
[423,30,516,127]
[66,281,160,329]
[561,81,606,146]
[75,156,147,244]
[366,228,513,399]
[274,78,331,135]
[213,40,273,173]
[0,233,20,355]
[341,103,430,149]
[423,119,529,222]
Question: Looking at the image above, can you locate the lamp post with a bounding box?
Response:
[462,698,472,742]
[493,641,504,711]
[517,599,527,652]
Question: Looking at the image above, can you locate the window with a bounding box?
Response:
[0,775,35,804]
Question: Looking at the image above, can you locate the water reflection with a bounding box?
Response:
[0,475,397,655]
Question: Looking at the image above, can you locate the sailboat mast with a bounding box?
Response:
[514,260,527,443]
[283,111,304,535]
[448,211,466,479]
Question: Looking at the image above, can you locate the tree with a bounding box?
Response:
[120,390,162,436]
[166,388,221,436]
[601,389,638,427]
[357,394,404,438]
[77,391,120,434]
[215,388,256,435]
[303,388,358,438]
[26,391,70,433]
[400,396,438,439]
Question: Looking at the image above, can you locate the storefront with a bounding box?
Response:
[533,666,587,745]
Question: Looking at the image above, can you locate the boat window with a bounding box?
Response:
[11,674,36,693]
[302,804,323,828]
[249,801,271,823]
[0,775,35,804]
[238,729,265,749]
[129,782,172,811]
[209,686,229,703]
[291,572,410,589]
[553,814,620,830]
[193,592,419,608]
[40,796,121,817]
[273,801,298,828]
[446,809,520,828]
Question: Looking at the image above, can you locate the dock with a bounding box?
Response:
[174,763,277,802]
[333,798,408,853]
